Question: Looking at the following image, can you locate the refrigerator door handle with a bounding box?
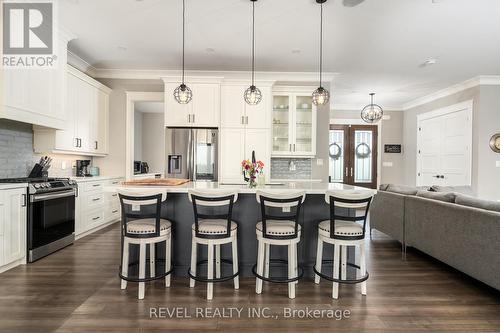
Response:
[192,129,197,181]
[186,129,192,180]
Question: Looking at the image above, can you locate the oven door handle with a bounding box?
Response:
[31,190,76,202]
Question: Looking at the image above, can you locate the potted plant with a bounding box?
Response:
[241,159,264,188]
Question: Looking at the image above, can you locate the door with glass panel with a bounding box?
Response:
[329,125,378,189]
[272,95,291,154]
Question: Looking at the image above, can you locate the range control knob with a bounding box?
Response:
[46,183,52,187]
[34,184,41,189]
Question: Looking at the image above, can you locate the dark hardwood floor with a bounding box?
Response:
[0,223,499,333]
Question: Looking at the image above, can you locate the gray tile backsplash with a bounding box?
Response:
[270,158,312,180]
[0,119,90,179]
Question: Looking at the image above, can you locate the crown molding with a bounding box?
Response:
[67,51,97,77]
[92,68,336,83]
[402,75,500,110]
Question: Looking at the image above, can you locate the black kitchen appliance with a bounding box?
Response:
[140,162,150,174]
[134,161,142,174]
[0,177,78,262]
[76,160,91,177]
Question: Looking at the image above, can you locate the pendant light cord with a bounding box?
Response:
[182,0,186,85]
[319,2,323,87]
[251,0,255,86]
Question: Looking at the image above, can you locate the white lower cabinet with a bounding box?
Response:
[0,187,27,273]
[75,178,122,238]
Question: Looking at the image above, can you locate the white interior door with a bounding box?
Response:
[417,101,472,186]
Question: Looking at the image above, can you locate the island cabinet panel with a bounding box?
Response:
[164,81,220,127]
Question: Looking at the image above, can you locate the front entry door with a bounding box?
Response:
[329,125,378,189]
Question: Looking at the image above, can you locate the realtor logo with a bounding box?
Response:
[2,1,57,68]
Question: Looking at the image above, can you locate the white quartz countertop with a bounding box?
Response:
[71,176,122,183]
[0,183,28,190]
[104,181,375,195]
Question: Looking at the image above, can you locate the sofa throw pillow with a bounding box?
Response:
[455,194,500,213]
[416,190,456,203]
[430,185,474,196]
[386,184,418,195]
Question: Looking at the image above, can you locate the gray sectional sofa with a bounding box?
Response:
[370,184,500,291]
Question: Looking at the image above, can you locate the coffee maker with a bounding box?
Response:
[76,160,92,177]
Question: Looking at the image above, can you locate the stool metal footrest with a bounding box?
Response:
[313,259,369,284]
[252,259,304,283]
[119,259,174,283]
[188,259,239,283]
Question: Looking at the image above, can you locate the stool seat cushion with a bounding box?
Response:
[318,220,363,237]
[192,219,237,235]
[256,220,301,236]
[126,218,172,235]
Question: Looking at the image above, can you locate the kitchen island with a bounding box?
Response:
[105,181,374,278]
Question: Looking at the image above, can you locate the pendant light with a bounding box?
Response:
[312,0,330,106]
[361,93,384,123]
[244,0,262,105]
[173,0,192,104]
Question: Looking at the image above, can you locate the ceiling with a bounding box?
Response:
[60,0,500,108]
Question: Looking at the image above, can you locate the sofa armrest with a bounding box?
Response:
[369,191,406,243]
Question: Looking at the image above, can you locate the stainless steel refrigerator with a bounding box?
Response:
[165,128,218,181]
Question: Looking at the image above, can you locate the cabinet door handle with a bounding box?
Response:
[78,138,82,148]
[350,168,353,177]
[112,209,118,214]
[192,114,195,123]
[293,144,296,152]
[92,198,101,201]
[95,141,98,150]
[21,194,26,207]
[241,116,244,125]
[289,144,292,152]
[246,116,249,124]
[188,114,191,123]
[92,184,100,187]
[74,138,78,148]
[345,167,348,177]
[92,216,100,221]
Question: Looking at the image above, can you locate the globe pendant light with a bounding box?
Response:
[244,0,262,105]
[174,0,192,104]
[312,0,330,106]
[361,93,384,123]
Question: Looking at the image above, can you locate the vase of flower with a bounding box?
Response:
[241,159,264,188]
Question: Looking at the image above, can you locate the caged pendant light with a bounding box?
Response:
[244,0,262,105]
[361,93,384,123]
[312,0,330,106]
[173,0,192,104]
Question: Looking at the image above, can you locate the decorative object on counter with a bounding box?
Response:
[312,0,330,106]
[173,0,192,104]
[329,142,342,160]
[242,151,265,188]
[489,133,500,153]
[355,142,371,159]
[361,93,383,123]
[90,166,100,177]
[244,0,262,105]
[122,178,190,186]
[76,160,92,177]
[384,144,402,153]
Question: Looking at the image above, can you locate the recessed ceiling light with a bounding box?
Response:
[117,46,127,51]
[205,48,215,53]
[292,49,301,54]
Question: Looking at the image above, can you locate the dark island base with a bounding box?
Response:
[123,193,356,280]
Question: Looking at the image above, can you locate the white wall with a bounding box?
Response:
[134,111,143,161]
[141,113,165,174]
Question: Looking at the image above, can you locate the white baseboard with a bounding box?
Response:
[75,219,119,240]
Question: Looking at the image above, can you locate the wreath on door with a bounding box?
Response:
[355,143,371,159]
[329,143,342,160]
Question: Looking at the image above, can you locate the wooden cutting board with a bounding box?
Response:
[121,178,190,186]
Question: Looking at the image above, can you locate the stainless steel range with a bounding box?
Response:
[0,177,78,262]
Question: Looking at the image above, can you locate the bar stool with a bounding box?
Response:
[313,189,373,299]
[188,189,239,300]
[253,190,306,299]
[118,188,173,300]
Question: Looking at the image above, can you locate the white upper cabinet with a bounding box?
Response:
[34,66,111,156]
[163,78,221,128]
[1,33,72,129]
[221,84,271,129]
[271,88,317,157]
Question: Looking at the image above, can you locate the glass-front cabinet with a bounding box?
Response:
[272,91,317,157]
